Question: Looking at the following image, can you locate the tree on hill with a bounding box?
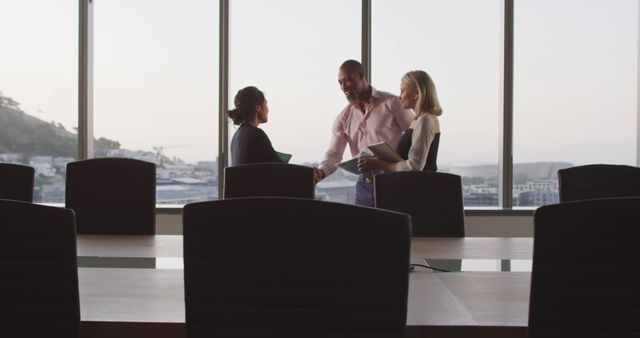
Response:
[0,91,23,112]
[1,91,162,162]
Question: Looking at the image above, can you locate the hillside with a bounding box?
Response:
[0,106,76,158]
[0,92,119,158]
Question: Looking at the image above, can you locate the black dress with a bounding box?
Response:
[395,129,440,171]
[230,123,283,166]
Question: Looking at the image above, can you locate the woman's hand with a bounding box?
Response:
[358,157,395,173]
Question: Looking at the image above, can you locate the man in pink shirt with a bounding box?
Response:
[314,60,414,206]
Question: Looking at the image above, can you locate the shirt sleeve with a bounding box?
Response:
[318,113,348,176]
[395,115,436,171]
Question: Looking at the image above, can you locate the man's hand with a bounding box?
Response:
[313,168,325,183]
[358,157,395,173]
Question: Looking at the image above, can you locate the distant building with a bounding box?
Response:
[445,161,573,207]
[518,190,559,207]
[39,181,65,203]
[156,184,217,204]
[0,153,21,163]
[513,162,572,180]
[513,179,558,195]
[196,161,216,171]
[462,184,498,206]
[193,170,215,183]
[447,162,572,181]
[106,149,156,163]
[29,156,55,177]
[446,164,498,179]
[163,164,195,177]
[53,157,75,174]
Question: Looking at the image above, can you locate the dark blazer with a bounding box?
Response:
[230,123,282,166]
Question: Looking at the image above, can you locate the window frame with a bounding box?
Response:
[74,0,638,212]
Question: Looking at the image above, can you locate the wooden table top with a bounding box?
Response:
[79,268,529,338]
[76,235,532,338]
[77,235,533,259]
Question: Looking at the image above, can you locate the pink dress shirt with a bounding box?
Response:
[319,86,414,176]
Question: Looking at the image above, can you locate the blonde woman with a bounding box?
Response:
[358,70,441,172]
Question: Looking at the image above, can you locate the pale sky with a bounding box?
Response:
[1,0,637,167]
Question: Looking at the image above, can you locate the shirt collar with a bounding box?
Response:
[349,85,380,109]
[369,86,382,101]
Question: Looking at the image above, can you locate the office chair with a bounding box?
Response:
[223,163,315,199]
[183,197,411,338]
[374,171,465,237]
[0,163,35,202]
[529,197,640,338]
[66,158,155,234]
[558,164,640,202]
[0,199,80,337]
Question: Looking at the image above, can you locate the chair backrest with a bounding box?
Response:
[558,164,640,202]
[65,157,155,234]
[223,163,315,199]
[183,197,411,338]
[0,163,34,202]
[529,197,640,338]
[0,199,79,337]
[374,171,464,237]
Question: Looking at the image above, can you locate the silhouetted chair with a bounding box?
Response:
[65,158,155,234]
[374,171,465,237]
[558,164,640,202]
[223,163,315,199]
[529,197,640,338]
[0,199,79,337]
[183,197,411,338]
[0,163,35,202]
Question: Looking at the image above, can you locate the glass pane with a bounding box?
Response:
[0,1,78,203]
[514,0,638,207]
[229,0,361,204]
[372,0,503,207]
[94,0,219,205]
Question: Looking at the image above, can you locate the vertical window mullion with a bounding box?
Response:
[500,0,514,209]
[219,0,229,198]
[362,0,372,81]
[79,0,94,160]
[637,0,640,167]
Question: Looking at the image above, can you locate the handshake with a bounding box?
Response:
[313,168,325,184]
[313,151,370,184]
[314,142,401,184]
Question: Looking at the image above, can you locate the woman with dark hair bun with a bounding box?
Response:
[228,86,283,166]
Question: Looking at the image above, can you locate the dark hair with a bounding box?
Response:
[227,86,266,125]
[340,59,365,79]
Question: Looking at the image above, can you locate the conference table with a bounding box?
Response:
[76,236,533,338]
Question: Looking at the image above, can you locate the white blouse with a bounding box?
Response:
[395,114,439,171]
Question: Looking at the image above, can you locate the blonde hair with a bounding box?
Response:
[402,70,442,118]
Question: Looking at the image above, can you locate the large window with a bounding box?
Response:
[3,1,638,210]
[0,1,78,203]
[372,0,503,207]
[229,0,361,203]
[93,0,219,205]
[513,0,638,207]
